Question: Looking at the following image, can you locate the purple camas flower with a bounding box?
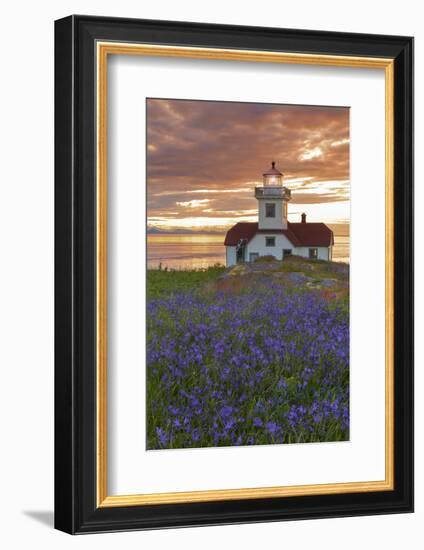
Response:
[156,427,167,447]
[277,378,288,390]
[220,405,234,418]
[266,422,280,435]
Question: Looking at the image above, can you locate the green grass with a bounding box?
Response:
[147,264,225,300]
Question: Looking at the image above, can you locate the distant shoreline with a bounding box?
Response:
[147,222,350,238]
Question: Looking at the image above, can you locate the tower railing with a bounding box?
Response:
[255,186,291,199]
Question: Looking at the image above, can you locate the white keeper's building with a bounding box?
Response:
[224,162,334,267]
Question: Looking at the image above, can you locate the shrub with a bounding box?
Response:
[254,255,277,262]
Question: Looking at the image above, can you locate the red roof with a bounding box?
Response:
[224,222,259,246]
[224,222,333,247]
[288,222,334,247]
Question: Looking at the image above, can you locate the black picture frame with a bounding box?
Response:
[55,15,414,534]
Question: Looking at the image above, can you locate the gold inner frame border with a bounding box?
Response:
[96,42,394,508]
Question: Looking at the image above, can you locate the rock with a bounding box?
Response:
[320,278,338,287]
[249,262,280,272]
[287,272,313,284]
[306,278,338,289]
[220,264,249,278]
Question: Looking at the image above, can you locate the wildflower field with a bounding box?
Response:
[146,257,349,450]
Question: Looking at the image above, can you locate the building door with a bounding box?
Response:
[236,245,246,263]
[249,252,259,262]
[282,249,292,260]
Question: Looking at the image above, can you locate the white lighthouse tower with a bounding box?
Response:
[255,161,291,230]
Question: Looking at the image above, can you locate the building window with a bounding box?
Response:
[309,247,318,259]
[265,203,276,218]
[265,237,276,247]
[283,249,292,259]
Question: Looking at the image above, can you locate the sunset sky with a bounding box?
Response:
[147,99,350,233]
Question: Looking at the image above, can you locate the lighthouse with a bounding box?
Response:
[255,161,291,230]
[224,161,334,266]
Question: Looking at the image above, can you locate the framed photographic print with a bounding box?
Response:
[54,15,414,534]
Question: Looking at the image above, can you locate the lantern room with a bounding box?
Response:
[263,161,283,187]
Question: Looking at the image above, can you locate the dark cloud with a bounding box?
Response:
[147,98,349,228]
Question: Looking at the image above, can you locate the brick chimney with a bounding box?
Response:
[301,212,306,223]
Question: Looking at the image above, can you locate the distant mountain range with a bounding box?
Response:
[147,224,349,237]
[147,227,224,235]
